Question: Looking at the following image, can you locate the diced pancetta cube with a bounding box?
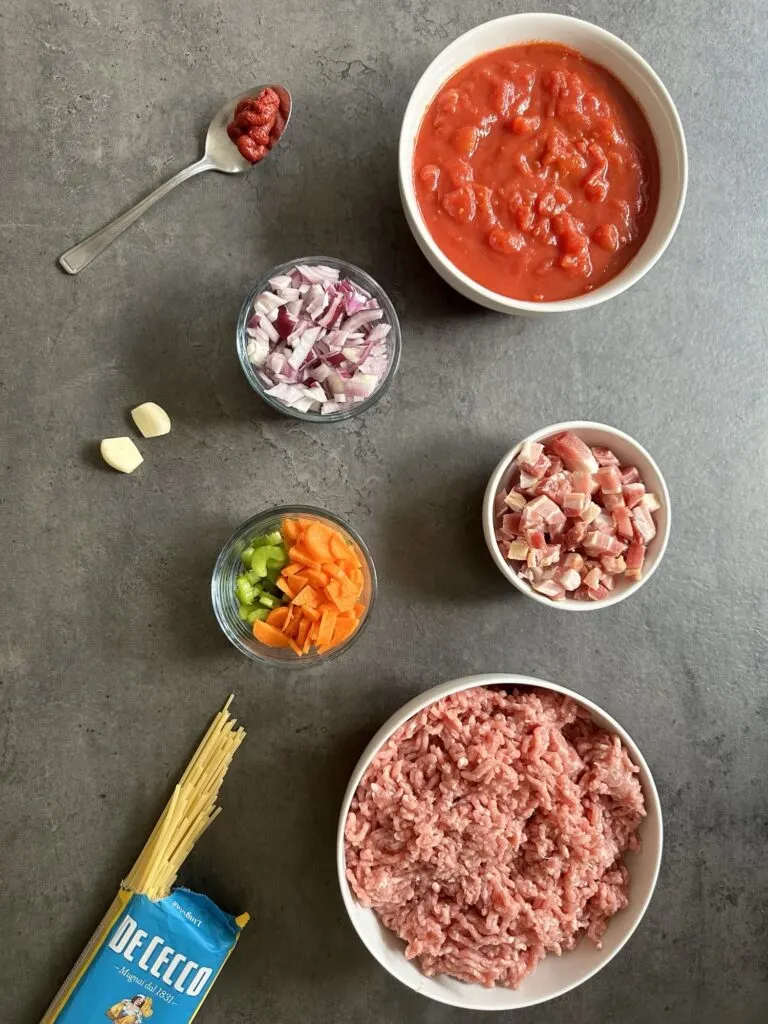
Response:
[572,470,598,495]
[501,513,522,536]
[563,491,589,516]
[565,521,588,550]
[526,494,564,524]
[528,452,552,479]
[596,465,622,494]
[639,492,662,513]
[632,505,656,544]
[556,567,582,591]
[625,542,646,579]
[520,502,544,529]
[622,482,646,508]
[526,528,547,550]
[544,455,563,476]
[584,531,625,556]
[549,515,567,541]
[518,441,544,469]
[593,511,616,534]
[587,583,611,600]
[504,490,527,511]
[612,505,634,539]
[507,540,529,561]
[580,502,601,525]
[527,547,543,569]
[564,552,584,571]
[519,470,540,491]
[600,554,626,574]
[591,446,620,466]
[535,471,571,506]
[602,492,625,512]
[601,573,615,591]
[548,431,599,473]
[620,465,640,485]
[532,578,566,600]
[541,544,561,567]
[583,566,602,589]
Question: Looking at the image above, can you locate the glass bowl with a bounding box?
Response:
[236,256,402,422]
[211,505,377,665]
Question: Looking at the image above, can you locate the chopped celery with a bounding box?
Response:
[241,545,255,564]
[237,603,251,621]
[252,530,283,548]
[235,578,254,605]
[247,607,269,623]
[258,592,280,609]
[245,569,262,587]
[249,548,269,577]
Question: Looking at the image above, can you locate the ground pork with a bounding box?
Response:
[344,686,645,988]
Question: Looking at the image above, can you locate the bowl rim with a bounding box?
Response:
[398,12,689,313]
[482,420,672,610]
[236,255,402,423]
[211,503,377,665]
[337,672,664,1010]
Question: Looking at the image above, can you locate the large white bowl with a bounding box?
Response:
[337,674,663,1010]
[399,14,688,316]
[483,421,671,610]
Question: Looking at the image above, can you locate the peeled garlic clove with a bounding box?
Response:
[101,437,143,473]
[131,401,171,438]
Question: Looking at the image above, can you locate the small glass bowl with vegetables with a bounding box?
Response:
[211,505,377,665]
[236,256,402,422]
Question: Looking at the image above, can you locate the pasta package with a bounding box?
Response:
[41,698,248,1024]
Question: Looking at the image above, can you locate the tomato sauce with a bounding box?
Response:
[413,43,660,302]
[227,88,285,163]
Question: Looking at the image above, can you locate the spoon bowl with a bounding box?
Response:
[205,85,292,173]
[59,85,292,274]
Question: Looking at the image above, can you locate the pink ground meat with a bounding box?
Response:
[344,686,645,989]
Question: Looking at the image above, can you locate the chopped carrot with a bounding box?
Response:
[329,532,354,563]
[331,617,357,646]
[302,631,313,654]
[266,606,290,629]
[285,574,309,598]
[292,585,319,608]
[283,612,301,639]
[302,605,321,622]
[288,545,320,569]
[282,518,300,542]
[302,568,330,588]
[297,616,311,648]
[281,562,303,577]
[304,522,334,562]
[253,620,293,648]
[317,608,338,647]
[353,602,365,617]
[288,638,303,656]
[276,577,293,597]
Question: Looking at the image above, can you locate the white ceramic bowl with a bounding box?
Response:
[337,673,663,1010]
[482,421,671,610]
[399,13,688,316]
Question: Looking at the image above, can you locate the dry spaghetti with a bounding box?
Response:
[41,697,248,1024]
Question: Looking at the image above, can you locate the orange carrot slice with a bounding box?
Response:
[285,574,309,598]
[288,545,320,569]
[282,519,300,542]
[276,577,293,597]
[317,608,338,647]
[253,620,293,648]
[331,617,357,646]
[297,616,311,648]
[292,585,319,608]
[302,568,330,588]
[281,562,303,577]
[266,606,290,629]
[288,638,303,656]
[304,522,334,562]
[302,605,321,622]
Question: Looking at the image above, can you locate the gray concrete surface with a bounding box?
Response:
[2,1,767,1022]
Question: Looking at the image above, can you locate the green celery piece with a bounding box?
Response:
[241,545,255,565]
[247,607,269,623]
[237,603,251,621]
[252,530,283,548]
[235,578,255,605]
[259,544,285,565]
[258,592,280,609]
[249,548,269,577]
[245,569,262,586]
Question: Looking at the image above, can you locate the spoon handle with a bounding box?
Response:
[59,156,215,274]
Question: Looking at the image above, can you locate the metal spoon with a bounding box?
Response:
[59,85,292,275]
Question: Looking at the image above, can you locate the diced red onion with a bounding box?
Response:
[247,263,393,414]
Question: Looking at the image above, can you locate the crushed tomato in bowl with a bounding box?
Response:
[227,88,285,163]
[413,43,660,302]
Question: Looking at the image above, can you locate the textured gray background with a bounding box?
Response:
[1,1,766,1022]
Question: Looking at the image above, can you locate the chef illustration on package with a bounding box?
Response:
[106,994,153,1022]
